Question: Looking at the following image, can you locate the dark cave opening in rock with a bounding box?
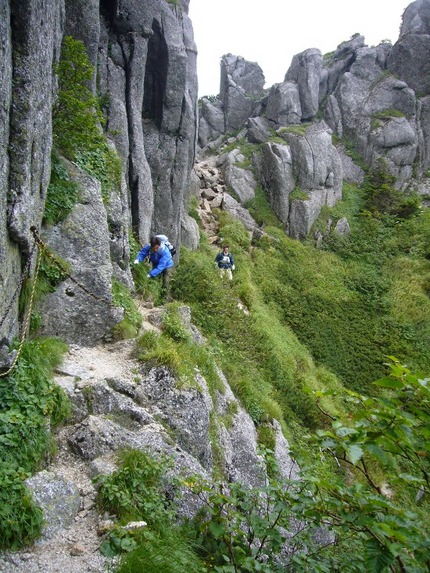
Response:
[143,19,168,129]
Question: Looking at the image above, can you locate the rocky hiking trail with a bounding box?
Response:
[0,154,260,573]
[0,306,163,573]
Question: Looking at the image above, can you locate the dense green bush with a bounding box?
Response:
[44,153,80,225]
[0,338,70,549]
[53,36,121,201]
[111,279,142,339]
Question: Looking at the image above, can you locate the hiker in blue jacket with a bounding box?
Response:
[134,236,174,295]
[215,244,235,281]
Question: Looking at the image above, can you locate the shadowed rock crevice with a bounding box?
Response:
[143,19,168,130]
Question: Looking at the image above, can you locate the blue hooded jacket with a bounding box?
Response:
[136,243,174,277]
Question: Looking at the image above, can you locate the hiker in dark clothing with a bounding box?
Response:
[215,244,235,281]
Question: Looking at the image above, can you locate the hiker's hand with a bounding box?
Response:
[133,259,139,265]
[147,273,151,278]
[232,265,235,270]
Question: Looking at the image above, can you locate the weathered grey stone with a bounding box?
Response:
[138,366,213,469]
[198,98,225,147]
[220,53,265,97]
[176,305,206,344]
[388,0,430,96]
[220,409,266,487]
[417,95,430,176]
[283,121,343,200]
[259,142,295,225]
[338,147,365,185]
[86,381,154,427]
[247,117,271,144]
[181,213,200,250]
[214,368,266,487]
[8,0,64,251]
[0,0,21,365]
[285,48,322,120]
[319,34,366,100]
[323,94,343,137]
[98,0,198,250]
[222,193,259,232]
[273,420,299,480]
[105,168,134,290]
[38,164,122,345]
[25,471,81,540]
[349,45,390,82]
[289,189,335,239]
[223,161,257,204]
[70,415,208,519]
[266,81,302,126]
[220,54,264,131]
[334,217,351,236]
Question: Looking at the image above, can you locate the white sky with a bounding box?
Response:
[188,0,411,97]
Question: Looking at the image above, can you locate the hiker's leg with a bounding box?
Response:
[226,268,233,281]
[162,268,170,295]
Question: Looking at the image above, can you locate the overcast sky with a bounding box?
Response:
[188,0,411,97]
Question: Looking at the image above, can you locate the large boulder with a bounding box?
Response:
[221,149,257,204]
[387,0,430,97]
[37,164,122,345]
[283,121,343,201]
[220,54,265,132]
[198,97,225,148]
[222,193,259,232]
[259,142,295,226]
[246,117,272,144]
[319,34,366,101]
[335,71,418,186]
[25,471,81,541]
[266,81,302,127]
[285,48,323,120]
[138,367,213,470]
[349,44,391,82]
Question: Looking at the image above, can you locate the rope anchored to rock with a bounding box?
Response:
[0,226,112,378]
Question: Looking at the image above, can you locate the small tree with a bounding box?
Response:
[187,358,430,572]
[362,159,420,219]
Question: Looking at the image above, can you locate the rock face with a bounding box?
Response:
[220,54,266,132]
[53,309,295,517]
[387,0,430,97]
[38,165,122,345]
[198,1,430,241]
[25,471,81,540]
[0,0,198,353]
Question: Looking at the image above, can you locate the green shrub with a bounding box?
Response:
[111,279,142,340]
[44,153,80,225]
[95,449,177,529]
[117,528,205,573]
[245,185,283,228]
[53,36,121,201]
[0,462,44,550]
[0,337,69,549]
[162,303,192,343]
[362,159,420,219]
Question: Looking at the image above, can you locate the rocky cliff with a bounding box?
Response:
[2,0,430,358]
[0,0,198,363]
[199,0,430,238]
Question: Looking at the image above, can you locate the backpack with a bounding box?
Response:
[156,234,176,256]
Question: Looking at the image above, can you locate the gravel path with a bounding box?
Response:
[0,340,142,573]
